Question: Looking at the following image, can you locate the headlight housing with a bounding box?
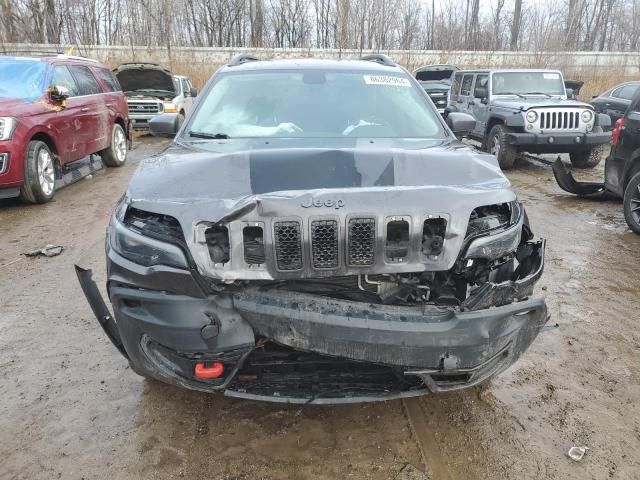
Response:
[525,110,538,123]
[163,102,178,113]
[581,110,594,123]
[109,205,189,269]
[464,201,523,261]
[0,117,18,141]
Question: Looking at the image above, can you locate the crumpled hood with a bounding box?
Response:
[492,97,593,111]
[125,138,516,275]
[113,63,174,94]
[127,139,509,205]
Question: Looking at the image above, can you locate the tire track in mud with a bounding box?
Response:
[403,397,453,480]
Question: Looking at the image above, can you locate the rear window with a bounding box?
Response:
[69,65,102,95]
[612,84,638,101]
[95,68,121,92]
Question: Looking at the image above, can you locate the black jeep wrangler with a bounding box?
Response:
[447,69,611,169]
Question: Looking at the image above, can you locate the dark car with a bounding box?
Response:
[590,81,640,125]
[414,64,457,115]
[554,86,640,234]
[0,55,129,203]
[76,54,548,404]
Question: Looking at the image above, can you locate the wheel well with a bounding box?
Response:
[30,132,59,165]
[623,160,640,191]
[485,117,504,139]
[114,116,126,130]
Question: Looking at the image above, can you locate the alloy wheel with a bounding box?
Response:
[37,149,55,196]
[114,126,127,163]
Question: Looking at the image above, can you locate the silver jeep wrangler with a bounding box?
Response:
[447,69,611,169]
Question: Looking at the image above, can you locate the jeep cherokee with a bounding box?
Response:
[77,55,548,404]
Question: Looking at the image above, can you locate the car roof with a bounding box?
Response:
[219,57,406,74]
[455,68,562,74]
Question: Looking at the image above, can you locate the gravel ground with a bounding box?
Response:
[1,137,639,480]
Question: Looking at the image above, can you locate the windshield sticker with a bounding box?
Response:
[364,75,411,87]
[543,73,560,80]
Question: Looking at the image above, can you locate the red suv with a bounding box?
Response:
[0,55,129,203]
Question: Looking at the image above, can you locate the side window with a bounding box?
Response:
[95,68,121,92]
[49,66,79,97]
[68,65,102,95]
[612,84,638,101]
[450,72,463,101]
[181,79,190,95]
[474,74,488,97]
[461,74,474,96]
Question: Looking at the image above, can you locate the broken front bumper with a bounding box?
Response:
[76,242,548,404]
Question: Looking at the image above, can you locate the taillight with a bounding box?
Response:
[611,118,625,146]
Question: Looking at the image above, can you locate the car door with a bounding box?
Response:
[456,73,475,115]
[181,78,193,113]
[47,64,85,164]
[93,67,122,146]
[68,64,108,155]
[470,74,489,137]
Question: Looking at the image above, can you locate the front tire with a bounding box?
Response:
[487,124,518,170]
[19,140,56,204]
[100,123,127,167]
[569,126,606,169]
[623,172,640,234]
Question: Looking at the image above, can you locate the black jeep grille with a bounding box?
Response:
[274,221,303,270]
[347,218,376,266]
[311,220,339,269]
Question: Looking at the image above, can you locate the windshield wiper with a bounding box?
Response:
[188,131,230,139]
[526,92,553,97]
[497,92,525,98]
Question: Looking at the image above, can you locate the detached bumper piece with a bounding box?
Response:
[552,157,610,197]
[506,131,611,146]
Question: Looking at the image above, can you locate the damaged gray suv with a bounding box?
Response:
[76,54,548,404]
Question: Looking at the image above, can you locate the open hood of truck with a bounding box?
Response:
[113,63,175,94]
[414,65,457,83]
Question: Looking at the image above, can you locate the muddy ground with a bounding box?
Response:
[1,137,639,480]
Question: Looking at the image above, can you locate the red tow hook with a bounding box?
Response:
[194,361,224,379]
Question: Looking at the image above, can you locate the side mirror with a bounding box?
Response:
[475,87,487,100]
[566,88,575,99]
[49,85,70,102]
[149,113,181,138]
[447,112,476,135]
[190,87,198,97]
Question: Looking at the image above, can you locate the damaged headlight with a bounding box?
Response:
[464,201,523,261]
[109,204,189,269]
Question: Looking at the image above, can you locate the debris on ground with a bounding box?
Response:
[395,463,429,480]
[567,446,589,461]
[23,244,64,258]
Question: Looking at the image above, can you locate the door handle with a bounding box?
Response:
[105,103,111,107]
[81,107,89,112]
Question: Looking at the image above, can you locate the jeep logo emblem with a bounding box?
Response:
[301,196,345,209]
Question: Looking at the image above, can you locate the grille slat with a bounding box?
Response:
[311,220,339,269]
[348,218,376,266]
[274,221,303,270]
[128,101,160,114]
[537,109,584,130]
